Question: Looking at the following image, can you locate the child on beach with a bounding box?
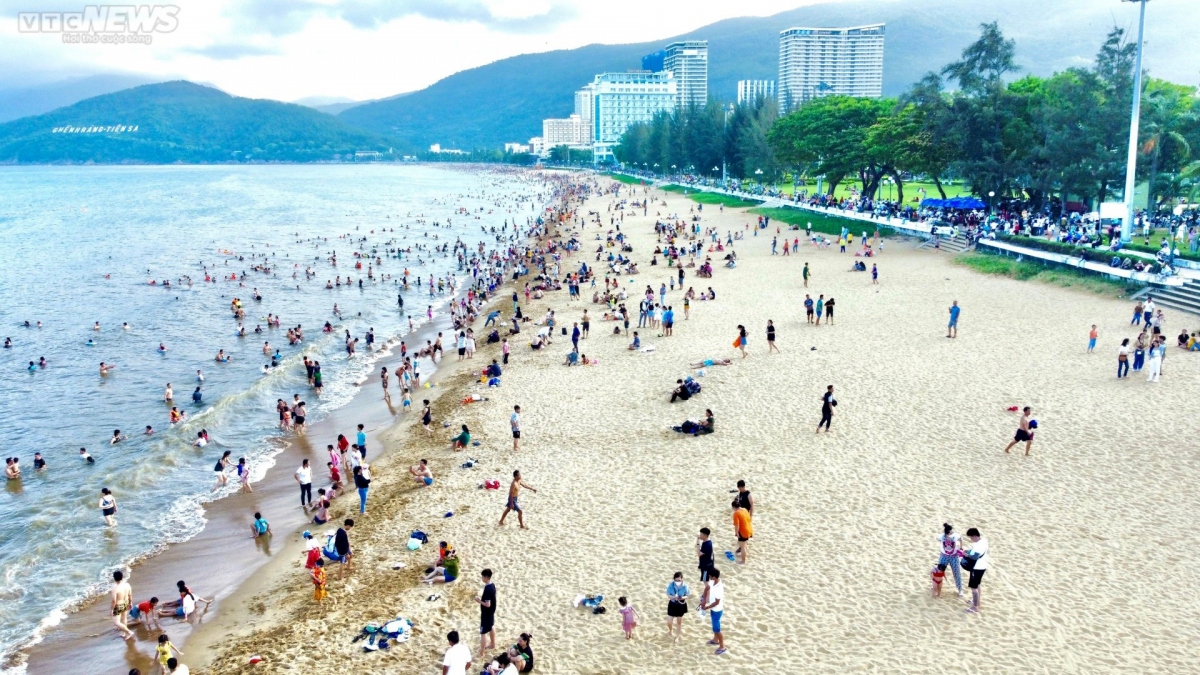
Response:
[251,511,271,539]
[1087,325,1098,353]
[618,597,640,639]
[156,634,183,675]
[237,458,252,492]
[930,566,946,597]
[311,559,329,602]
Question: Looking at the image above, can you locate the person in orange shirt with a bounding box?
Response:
[732,500,753,564]
[312,559,329,602]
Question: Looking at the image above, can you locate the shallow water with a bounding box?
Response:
[0,164,542,661]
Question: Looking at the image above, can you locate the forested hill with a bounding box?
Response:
[337,0,1198,150]
[0,81,395,163]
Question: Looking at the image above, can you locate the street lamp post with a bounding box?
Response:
[988,191,996,216]
[1121,0,1149,243]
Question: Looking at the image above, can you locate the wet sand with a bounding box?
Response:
[21,309,465,674]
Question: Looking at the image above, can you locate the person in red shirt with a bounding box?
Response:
[125,597,160,630]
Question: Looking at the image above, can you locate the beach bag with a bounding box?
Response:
[961,555,976,571]
[322,535,339,560]
[732,337,741,348]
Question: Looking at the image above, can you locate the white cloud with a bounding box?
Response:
[0,0,823,100]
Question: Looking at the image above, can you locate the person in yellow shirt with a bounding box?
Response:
[732,500,753,564]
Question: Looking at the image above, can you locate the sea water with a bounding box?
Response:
[0,164,544,661]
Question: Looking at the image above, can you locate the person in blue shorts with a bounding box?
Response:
[947,300,961,338]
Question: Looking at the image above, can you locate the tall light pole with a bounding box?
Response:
[1121,0,1149,242]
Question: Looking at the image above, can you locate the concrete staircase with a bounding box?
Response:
[919,234,970,254]
[1137,280,1200,317]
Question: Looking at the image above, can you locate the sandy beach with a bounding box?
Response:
[71,179,1200,673]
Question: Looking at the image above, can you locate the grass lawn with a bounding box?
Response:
[773,180,972,202]
[954,252,1141,298]
[608,172,647,185]
[659,184,764,208]
[749,206,897,238]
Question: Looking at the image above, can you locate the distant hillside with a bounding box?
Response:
[0,73,163,123]
[339,0,1198,150]
[0,81,397,163]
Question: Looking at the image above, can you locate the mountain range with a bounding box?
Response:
[339,0,1199,150]
[0,81,394,163]
[1,0,1196,162]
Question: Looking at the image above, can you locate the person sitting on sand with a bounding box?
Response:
[628,331,641,350]
[422,545,459,585]
[672,409,714,436]
[670,379,691,403]
[409,459,434,486]
[564,351,578,366]
[451,424,471,451]
[690,358,731,368]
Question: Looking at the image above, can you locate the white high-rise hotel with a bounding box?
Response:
[588,72,677,163]
[663,40,708,108]
[777,24,885,113]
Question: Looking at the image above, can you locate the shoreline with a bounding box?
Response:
[181,179,1200,674]
[17,305,466,674]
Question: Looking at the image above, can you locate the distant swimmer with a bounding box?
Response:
[99,361,112,374]
[145,426,154,435]
[192,387,202,403]
[164,383,173,401]
[110,429,127,445]
[215,350,230,362]
[3,338,10,349]
[80,448,95,464]
[123,323,130,330]
[93,322,100,331]
[196,369,205,382]
[38,357,46,367]
[28,361,35,371]
[33,453,45,471]
[170,407,186,424]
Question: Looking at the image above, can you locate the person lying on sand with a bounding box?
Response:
[690,358,731,368]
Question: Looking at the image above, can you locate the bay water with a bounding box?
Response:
[0,164,543,663]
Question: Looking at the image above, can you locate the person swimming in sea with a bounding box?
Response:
[99,361,113,374]
[86,339,95,347]
[158,343,167,353]
[80,448,94,464]
[110,430,127,445]
[215,350,230,362]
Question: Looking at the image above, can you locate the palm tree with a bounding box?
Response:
[1139,87,1194,214]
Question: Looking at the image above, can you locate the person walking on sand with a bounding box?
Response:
[766,320,779,353]
[697,528,714,582]
[871,263,878,285]
[1087,325,1098,353]
[1146,337,1164,382]
[816,385,836,433]
[476,569,497,658]
[422,400,434,436]
[1118,338,1130,378]
[110,569,134,640]
[935,523,964,598]
[947,300,960,338]
[732,500,753,564]
[802,262,810,288]
[701,568,727,656]
[380,366,390,402]
[735,325,748,358]
[499,470,537,529]
[510,405,522,451]
[618,596,640,639]
[815,295,824,326]
[295,459,313,508]
[825,297,835,325]
[962,527,989,613]
[1003,406,1034,455]
[665,572,689,643]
